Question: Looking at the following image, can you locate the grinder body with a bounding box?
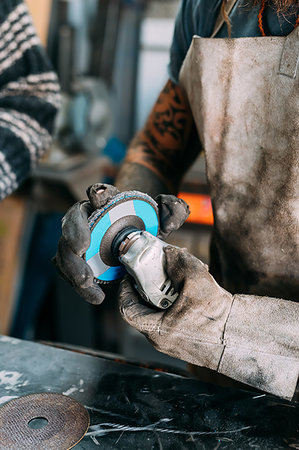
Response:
[117,230,178,309]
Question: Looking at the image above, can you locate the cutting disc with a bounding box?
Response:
[0,393,90,450]
[85,190,159,284]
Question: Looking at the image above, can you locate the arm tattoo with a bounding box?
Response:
[116,163,170,198]
[119,79,201,194]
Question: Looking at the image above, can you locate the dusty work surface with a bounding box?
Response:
[0,335,298,449]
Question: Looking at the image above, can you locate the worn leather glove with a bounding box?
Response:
[54,183,189,305]
[119,246,233,369]
[54,184,120,305]
[119,246,299,399]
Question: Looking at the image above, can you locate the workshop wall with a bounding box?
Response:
[26,0,52,46]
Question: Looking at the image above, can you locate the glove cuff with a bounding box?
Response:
[218,294,299,399]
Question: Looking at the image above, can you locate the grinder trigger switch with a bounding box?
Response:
[84,190,178,309]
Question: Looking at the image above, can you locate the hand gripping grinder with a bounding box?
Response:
[85,190,178,309]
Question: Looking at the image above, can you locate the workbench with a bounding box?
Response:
[0,336,298,449]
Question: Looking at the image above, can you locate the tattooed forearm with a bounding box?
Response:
[116,163,169,198]
[117,79,201,194]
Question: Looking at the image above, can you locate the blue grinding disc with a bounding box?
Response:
[85,191,159,284]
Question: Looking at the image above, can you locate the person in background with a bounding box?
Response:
[55,0,299,400]
[0,0,60,200]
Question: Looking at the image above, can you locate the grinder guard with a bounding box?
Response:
[84,190,178,309]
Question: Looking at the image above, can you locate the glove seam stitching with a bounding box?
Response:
[138,325,224,346]
[217,295,235,372]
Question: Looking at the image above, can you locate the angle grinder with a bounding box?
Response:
[84,190,179,309]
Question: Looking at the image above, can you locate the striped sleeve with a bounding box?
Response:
[0,0,61,200]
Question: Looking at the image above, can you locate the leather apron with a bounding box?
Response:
[179,22,299,302]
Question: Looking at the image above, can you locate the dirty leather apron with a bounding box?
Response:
[179,15,299,302]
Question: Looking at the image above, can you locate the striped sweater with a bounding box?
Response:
[0,0,61,200]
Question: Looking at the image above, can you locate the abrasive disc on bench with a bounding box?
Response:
[85,190,160,284]
[0,393,90,450]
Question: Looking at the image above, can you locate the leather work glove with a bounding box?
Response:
[54,183,189,305]
[119,246,299,399]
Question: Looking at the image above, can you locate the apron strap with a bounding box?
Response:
[211,0,238,38]
[279,27,299,79]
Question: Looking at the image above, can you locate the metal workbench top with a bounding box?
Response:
[0,335,298,449]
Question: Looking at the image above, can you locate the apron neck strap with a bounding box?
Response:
[279,27,299,79]
[211,0,238,38]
